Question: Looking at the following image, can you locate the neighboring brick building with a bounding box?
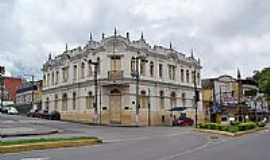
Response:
[1,76,22,101]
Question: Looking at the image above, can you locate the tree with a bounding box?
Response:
[253,67,270,96]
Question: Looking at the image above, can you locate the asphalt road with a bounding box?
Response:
[1,114,270,160]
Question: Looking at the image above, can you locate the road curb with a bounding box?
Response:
[194,127,267,137]
[0,138,102,154]
[0,130,60,138]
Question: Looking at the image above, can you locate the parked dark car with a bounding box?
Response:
[27,109,40,117]
[172,117,194,126]
[48,111,61,120]
[1,107,9,114]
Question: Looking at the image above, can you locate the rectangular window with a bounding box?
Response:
[150,61,154,77]
[186,70,190,83]
[81,62,85,79]
[140,60,146,76]
[55,71,59,84]
[168,65,176,80]
[73,65,77,80]
[72,92,76,110]
[47,73,50,86]
[51,72,54,85]
[192,71,195,83]
[111,56,121,71]
[86,92,93,109]
[62,67,69,82]
[181,69,184,82]
[160,91,165,109]
[159,64,163,78]
[197,72,200,85]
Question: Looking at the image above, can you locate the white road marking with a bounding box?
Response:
[21,158,49,160]
[157,139,227,160]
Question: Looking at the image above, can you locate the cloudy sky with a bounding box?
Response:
[0,0,269,79]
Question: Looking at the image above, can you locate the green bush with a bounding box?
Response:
[238,122,257,131]
[198,123,207,129]
[199,122,258,133]
[227,126,239,133]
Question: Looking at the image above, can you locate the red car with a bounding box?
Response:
[172,117,194,126]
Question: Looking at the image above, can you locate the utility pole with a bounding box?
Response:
[135,56,140,126]
[148,88,151,126]
[131,51,148,126]
[88,59,99,124]
[31,75,34,110]
[99,81,102,125]
[24,74,35,110]
[193,70,199,128]
[0,66,5,109]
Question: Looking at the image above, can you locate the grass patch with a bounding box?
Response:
[0,136,100,146]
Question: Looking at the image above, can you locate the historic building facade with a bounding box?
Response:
[42,31,202,126]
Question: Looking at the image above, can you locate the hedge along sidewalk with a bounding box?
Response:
[0,136,102,154]
[194,127,267,137]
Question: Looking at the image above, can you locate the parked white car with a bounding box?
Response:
[7,107,18,115]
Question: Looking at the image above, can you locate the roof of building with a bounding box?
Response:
[43,30,201,71]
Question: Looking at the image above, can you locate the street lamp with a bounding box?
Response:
[84,58,100,124]
[131,51,148,126]
[24,74,35,110]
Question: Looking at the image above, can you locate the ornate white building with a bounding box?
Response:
[42,30,203,125]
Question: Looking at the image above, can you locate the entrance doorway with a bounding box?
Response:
[110,89,121,123]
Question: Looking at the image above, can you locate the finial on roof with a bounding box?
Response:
[169,42,172,49]
[198,58,200,64]
[126,32,130,40]
[141,32,144,40]
[65,43,68,52]
[89,32,93,41]
[114,27,117,36]
[48,52,52,60]
[191,48,194,58]
[237,68,241,79]
[102,32,105,40]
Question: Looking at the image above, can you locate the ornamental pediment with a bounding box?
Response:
[103,36,129,52]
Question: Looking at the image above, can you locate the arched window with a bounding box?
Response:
[81,62,85,79]
[72,92,76,110]
[62,93,68,111]
[170,92,177,108]
[54,94,58,111]
[86,91,93,109]
[131,57,135,73]
[160,90,165,109]
[150,61,154,77]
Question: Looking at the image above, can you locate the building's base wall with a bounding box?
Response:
[59,110,204,126]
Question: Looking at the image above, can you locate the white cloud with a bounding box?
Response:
[0,0,269,79]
